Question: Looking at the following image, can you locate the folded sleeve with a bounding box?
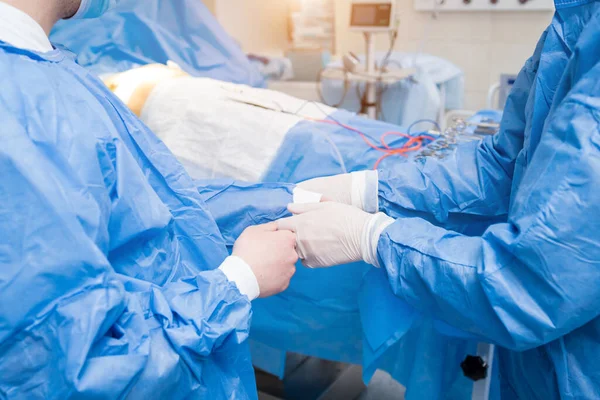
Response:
[378,31,548,223]
[0,126,255,399]
[377,74,600,351]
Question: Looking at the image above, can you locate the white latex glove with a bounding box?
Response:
[297,170,379,213]
[292,187,322,204]
[277,202,394,268]
[231,222,298,298]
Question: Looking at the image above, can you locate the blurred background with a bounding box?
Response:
[204,0,551,110]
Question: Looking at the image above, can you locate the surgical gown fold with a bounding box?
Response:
[196,180,294,245]
[0,42,258,399]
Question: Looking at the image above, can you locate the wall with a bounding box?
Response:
[214,0,290,55]
[334,1,553,109]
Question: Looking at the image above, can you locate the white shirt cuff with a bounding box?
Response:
[361,213,395,268]
[218,256,260,301]
[293,187,322,204]
[351,170,379,213]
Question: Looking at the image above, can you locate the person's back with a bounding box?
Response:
[0,1,300,398]
[493,4,600,397]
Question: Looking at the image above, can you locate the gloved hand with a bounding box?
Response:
[277,202,394,268]
[297,170,379,213]
[232,223,298,298]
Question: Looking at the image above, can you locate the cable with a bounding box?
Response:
[280,99,348,173]
[304,103,436,169]
[379,29,399,71]
[371,27,399,121]
[272,99,436,170]
[317,67,350,108]
[380,58,403,70]
[407,119,442,135]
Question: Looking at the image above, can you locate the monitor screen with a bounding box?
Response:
[350,3,392,27]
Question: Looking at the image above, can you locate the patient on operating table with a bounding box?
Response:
[103,63,338,182]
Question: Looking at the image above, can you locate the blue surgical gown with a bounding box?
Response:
[50,0,265,87]
[375,1,600,398]
[0,41,292,398]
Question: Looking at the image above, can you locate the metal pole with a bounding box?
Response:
[438,84,446,129]
[471,343,495,400]
[364,32,377,119]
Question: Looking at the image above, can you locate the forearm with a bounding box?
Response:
[377,63,600,351]
[377,137,513,223]
[196,179,319,244]
[377,49,541,222]
[378,215,600,351]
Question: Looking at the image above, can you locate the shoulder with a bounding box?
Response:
[0,47,63,113]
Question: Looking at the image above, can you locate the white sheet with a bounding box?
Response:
[141,77,334,181]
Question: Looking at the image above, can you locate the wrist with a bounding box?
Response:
[218,256,260,300]
[360,213,395,267]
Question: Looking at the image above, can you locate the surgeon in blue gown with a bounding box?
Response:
[280,1,600,398]
[0,0,312,398]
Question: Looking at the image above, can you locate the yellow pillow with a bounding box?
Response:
[103,63,189,116]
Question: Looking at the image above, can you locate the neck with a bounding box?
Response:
[1,0,71,35]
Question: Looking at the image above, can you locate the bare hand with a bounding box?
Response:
[233,223,298,298]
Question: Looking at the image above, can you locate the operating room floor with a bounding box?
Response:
[256,354,406,400]
[355,370,406,400]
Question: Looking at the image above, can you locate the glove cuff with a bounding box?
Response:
[361,212,395,268]
[351,170,379,213]
[293,187,323,204]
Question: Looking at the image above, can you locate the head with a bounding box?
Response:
[61,0,84,19]
[4,0,118,34]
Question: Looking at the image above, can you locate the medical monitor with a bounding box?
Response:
[350,1,395,32]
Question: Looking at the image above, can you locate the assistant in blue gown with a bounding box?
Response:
[50,0,265,87]
[0,38,292,398]
[370,1,600,398]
